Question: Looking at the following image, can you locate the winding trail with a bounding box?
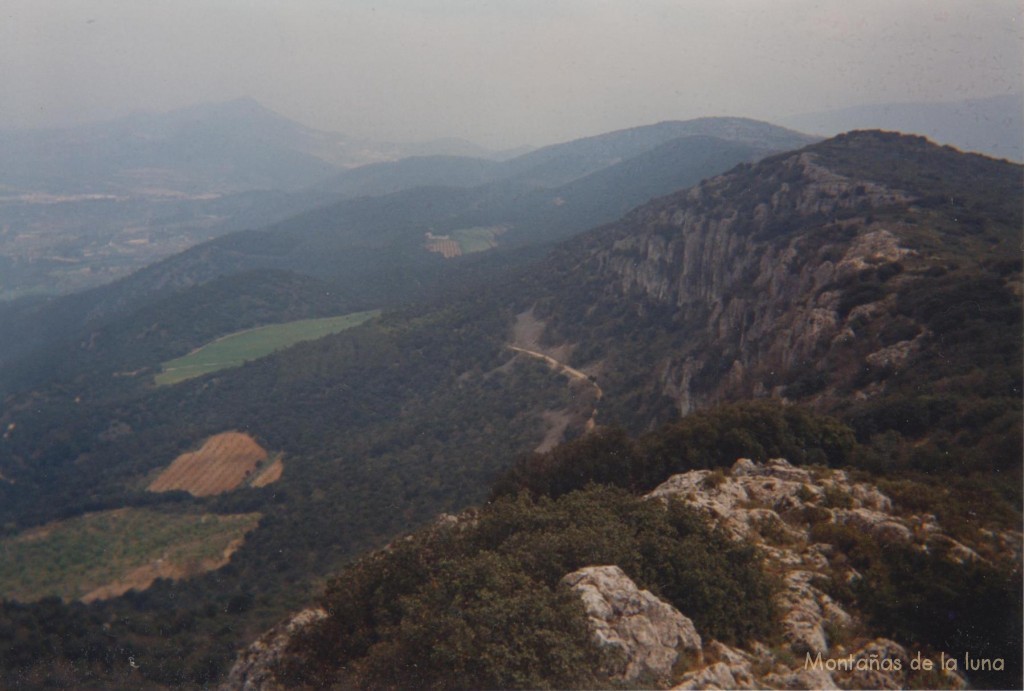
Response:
[507,345,602,431]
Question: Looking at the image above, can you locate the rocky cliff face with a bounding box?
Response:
[538,131,1021,423]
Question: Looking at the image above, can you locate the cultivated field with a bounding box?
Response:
[155,310,380,385]
[148,431,280,496]
[0,508,261,602]
[251,457,284,488]
[424,225,508,258]
[424,233,462,258]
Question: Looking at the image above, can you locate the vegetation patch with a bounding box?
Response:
[493,401,857,499]
[148,431,278,497]
[282,486,775,689]
[0,508,260,602]
[155,310,380,385]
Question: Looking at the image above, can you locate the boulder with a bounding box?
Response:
[562,565,701,684]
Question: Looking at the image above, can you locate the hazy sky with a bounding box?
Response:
[1,0,1021,148]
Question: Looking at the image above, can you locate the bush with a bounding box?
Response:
[858,544,1022,690]
[290,486,777,688]
[494,402,857,499]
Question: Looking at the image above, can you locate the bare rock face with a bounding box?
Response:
[576,147,932,416]
[645,458,982,661]
[673,661,744,689]
[647,458,986,689]
[760,666,842,690]
[220,607,327,691]
[828,639,910,690]
[562,565,701,685]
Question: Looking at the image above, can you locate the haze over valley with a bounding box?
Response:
[0,2,1021,689]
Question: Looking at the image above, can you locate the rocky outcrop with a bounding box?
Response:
[562,565,701,684]
[645,457,982,670]
[562,140,937,416]
[558,458,982,689]
[220,607,327,691]
[226,457,993,690]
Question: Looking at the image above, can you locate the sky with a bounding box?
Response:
[1,0,1021,149]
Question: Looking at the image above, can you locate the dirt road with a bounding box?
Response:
[507,345,602,430]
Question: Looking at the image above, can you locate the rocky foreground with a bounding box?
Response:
[224,458,1019,690]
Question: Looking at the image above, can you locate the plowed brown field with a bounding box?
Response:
[148,432,269,496]
[425,237,462,258]
[251,457,284,487]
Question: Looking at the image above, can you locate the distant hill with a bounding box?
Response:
[499,117,816,187]
[782,93,1024,161]
[311,155,507,199]
[314,117,814,200]
[0,99,340,195]
[0,102,514,302]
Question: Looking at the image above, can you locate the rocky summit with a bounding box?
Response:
[224,457,1014,689]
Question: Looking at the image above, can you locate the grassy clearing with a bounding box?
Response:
[0,508,261,602]
[155,310,380,385]
[451,225,506,254]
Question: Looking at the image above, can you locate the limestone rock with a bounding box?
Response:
[762,667,841,690]
[562,565,701,684]
[220,607,327,691]
[829,638,909,690]
[833,508,912,543]
[673,662,741,689]
[587,146,920,414]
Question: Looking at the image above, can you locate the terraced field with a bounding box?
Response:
[148,431,280,496]
[0,508,261,602]
[155,310,380,385]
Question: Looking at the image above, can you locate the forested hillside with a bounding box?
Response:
[0,119,809,395]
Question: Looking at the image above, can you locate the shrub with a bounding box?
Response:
[292,487,777,687]
[493,402,857,499]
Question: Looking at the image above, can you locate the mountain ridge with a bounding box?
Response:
[782,93,1024,162]
[0,121,811,391]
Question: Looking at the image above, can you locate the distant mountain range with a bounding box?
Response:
[4,94,1017,302]
[0,98,513,196]
[782,93,1024,162]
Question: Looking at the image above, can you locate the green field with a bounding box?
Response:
[451,225,506,254]
[0,508,261,602]
[155,310,380,385]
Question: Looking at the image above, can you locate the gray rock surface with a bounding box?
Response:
[220,607,327,691]
[562,565,701,684]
